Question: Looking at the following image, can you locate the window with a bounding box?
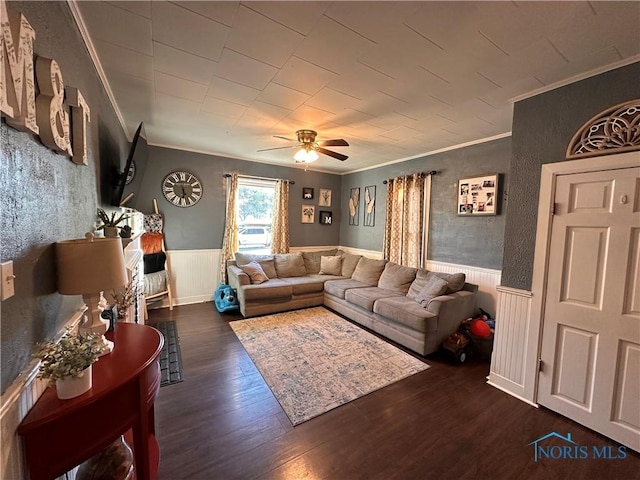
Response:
[237,177,276,254]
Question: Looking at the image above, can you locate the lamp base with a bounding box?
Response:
[80,293,114,356]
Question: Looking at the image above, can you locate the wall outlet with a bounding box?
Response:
[1,261,15,300]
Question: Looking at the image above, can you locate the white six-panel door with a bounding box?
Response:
[537,165,640,451]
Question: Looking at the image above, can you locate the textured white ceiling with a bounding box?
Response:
[73,1,640,173]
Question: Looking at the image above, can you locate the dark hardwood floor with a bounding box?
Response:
[150,303,639,480]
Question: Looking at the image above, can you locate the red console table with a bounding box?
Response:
[17,323,164,480]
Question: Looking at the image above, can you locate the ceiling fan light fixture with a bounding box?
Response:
[294,146,319,163]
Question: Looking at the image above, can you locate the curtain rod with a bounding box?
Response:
[223,173,295,185]
[382,171,437,184]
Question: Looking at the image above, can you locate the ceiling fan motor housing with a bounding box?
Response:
[296,130,317,144]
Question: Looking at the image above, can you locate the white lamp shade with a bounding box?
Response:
[294,148,319,162]
[56,235,128,295]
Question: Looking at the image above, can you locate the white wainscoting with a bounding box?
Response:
[149,250,220,309]
[0,309,85,480]
[425,260,501,315]
[487,286,537,406]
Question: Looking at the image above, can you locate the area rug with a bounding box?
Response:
[230,307,429,425]
[148,320,184,387]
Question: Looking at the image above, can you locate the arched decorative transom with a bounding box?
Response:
[566,99,640,159]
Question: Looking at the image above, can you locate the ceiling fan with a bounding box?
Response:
[258,129,349,162]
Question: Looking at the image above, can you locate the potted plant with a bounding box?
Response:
[34,328,109,399]
[97,208,129,238]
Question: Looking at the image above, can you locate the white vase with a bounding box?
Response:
[56,365,92,400]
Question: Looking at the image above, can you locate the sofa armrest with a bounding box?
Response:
[228,264,250,288]
[426,290,478,339]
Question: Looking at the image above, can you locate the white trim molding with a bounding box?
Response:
[426,260,501,315]
[148,249,220,310]
[488,286,536,404]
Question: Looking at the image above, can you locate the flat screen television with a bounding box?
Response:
[111,122,147,208]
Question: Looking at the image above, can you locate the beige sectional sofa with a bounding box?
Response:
[227,250,478,356]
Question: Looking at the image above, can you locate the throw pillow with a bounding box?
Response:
[378,262,418,294]
[302,249,339,274]
[407,268,431,299]
[235,253,277,278]
[239,261,269,284]
[143,252,166,274]
[340,253,362,277]
[319,255,342,275]
[351,257,387,285]
[141,232,163,254]
[415,273,448,307]
[433,272,466,293]
[274,253,306,277]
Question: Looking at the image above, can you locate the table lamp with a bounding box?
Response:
[56,233,128,354]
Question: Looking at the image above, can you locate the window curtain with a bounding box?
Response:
[220,173,239,284]
[270,179,290,254]
[382,173,430,268]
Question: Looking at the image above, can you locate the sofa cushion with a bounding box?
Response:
[302,249,338,274]
[235,253,277,278]
[373,297,438,333]
[280,276,326,295]
[351,257,387,285]
[378,262,417,294]
[319,255,342,275]
[274,253,306,277]
[340,253,362,277]
[345,287,403,312]
[240,279,292,301]
[239,261,269,284]
[433,272,466,293]
[415,274,448,307]
[408,269,458,298]
[324,279,370,299]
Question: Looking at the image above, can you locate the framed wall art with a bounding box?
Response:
[301,205,315,223]
[364,185,376,227]
[319,210,332,225]
[457,173,498,216]
[302,187,314,200]
[348,188,360,225]
[318,188,332,207]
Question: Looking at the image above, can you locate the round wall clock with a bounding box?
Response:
[162,170,203,207]
[125,160,136,185]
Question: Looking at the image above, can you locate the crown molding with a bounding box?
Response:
[67,0,129,139]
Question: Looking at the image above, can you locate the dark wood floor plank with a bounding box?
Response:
[150,303,639,480]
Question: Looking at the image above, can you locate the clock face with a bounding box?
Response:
[162,171,203,207]
[125,160,136,185]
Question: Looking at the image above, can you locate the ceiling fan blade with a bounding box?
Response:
[257,145,298,152]
[273,135,295,142]
[317,147,348,161]
[318,139,349,147]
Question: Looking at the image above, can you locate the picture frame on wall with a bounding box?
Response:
[318,188,332,207]
[319,210,332,225]
[364,185,376,227]
[301,205,315,223]
[349,188,360,226]
[457,173,498,216]
[302,187,314,200]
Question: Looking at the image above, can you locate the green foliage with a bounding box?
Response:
[237,185,275,223]
[34,328,108,383]
[97,208,129,229]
